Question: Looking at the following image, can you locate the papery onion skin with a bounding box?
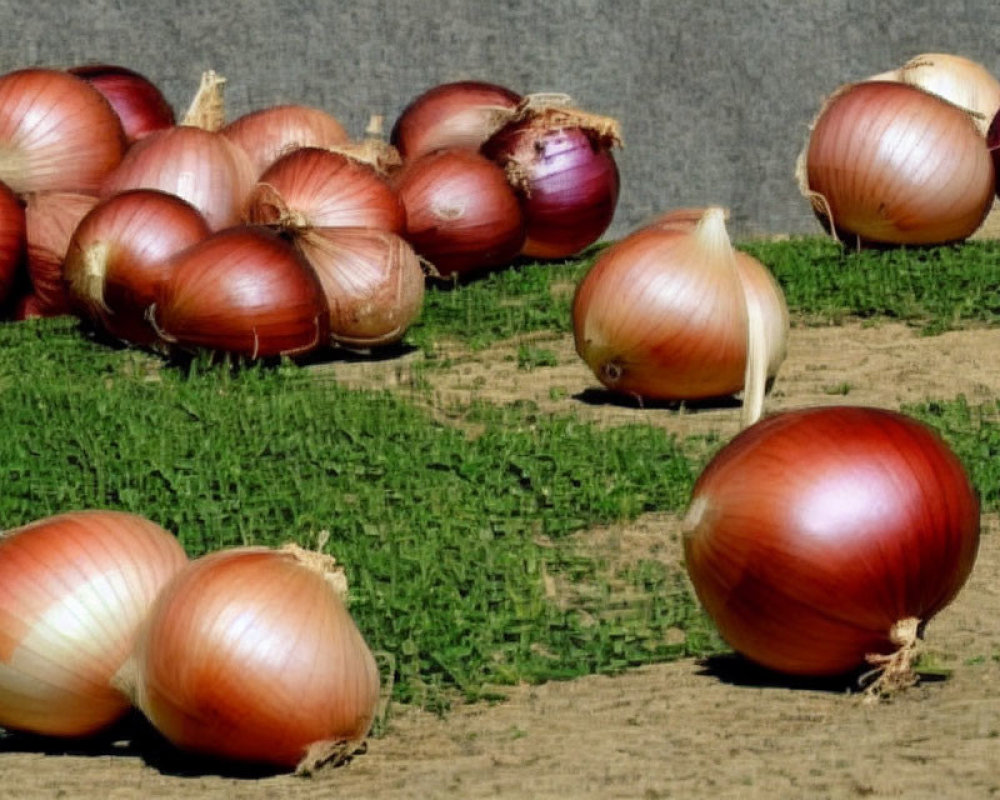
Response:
[246,147,405,234]
[390,80,522,162]
[394,147,525,278]
[482,110,620,259]
[63,189,211,345]
[153,225,328,359]
[25,191,98,315]
[295,226,424,347]
[0,68,127,195]
[122,546,380,770]
[221,104,351,178]
[68,64,176,144]
[0,510,188,737]
[683,406,980,677]
[101,125,256,231]
[0,179,25,304]
[799,80,995,246]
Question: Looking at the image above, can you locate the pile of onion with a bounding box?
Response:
[115,544,380,773]
[796,79,995,246]
[572,206,788,427]
[0,510,188,737]
[683,405,980,697]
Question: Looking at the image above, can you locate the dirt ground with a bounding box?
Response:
[3,321,999,799]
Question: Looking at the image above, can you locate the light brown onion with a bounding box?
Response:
[868,53,1000,136]
[101,125,255,231]
[797,80,995,246]
[116,545,380,772]
[573,207,787,426]
[390,80,522,162]
[153,225,328,359]
[221,104,351,178]
[0,179,26,305]
[25,191,98,315]
[63,189,211,345]
[393,147,525,278]
[0,510,188,737]
[245,147,405,234]
[295,226,424,348]
[0,68,126,195]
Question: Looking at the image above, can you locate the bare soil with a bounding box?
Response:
[3,321,999,799]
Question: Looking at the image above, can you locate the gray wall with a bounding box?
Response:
[4,1,997,239]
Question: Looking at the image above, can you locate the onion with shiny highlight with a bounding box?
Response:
[68,63,176,144]
[0,510,188,737]
[573,207,787,427]
[683,406,980,696]
[221,104,351,178]
[25,191,98,315]
[482,100,621,259]
[393,147,525,278]
[245,147,405,234]
[0,68,127,195]
[63,189,211,345]
[390,80,522,162]
[116,545,380,772]
[295,226,425,348]
[797,80,995,246]
[152,225,328,359]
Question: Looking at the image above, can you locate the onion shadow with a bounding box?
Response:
[573,387,743,413]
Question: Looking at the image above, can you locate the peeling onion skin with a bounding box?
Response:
[683,406,980,677]
[0,510,188,737]
[799,81,995,247]
[121,547,381,770]
[153,226,329,359]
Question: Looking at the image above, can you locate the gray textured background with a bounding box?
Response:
[4,1,998,239]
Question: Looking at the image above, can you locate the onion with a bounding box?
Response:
[0,510,188,737]
[221,104,351,177]
[573,207,787,427]
[68,63,176,144]
[0,68,126,195]
[295,226,425,348]
[868,53,1000,136]
[63,189,211,345]
[683,406,980,695]
[24,191,98,315]
[796,80,995,246]
[152,225,328,359]
[116,544,380,772]
[393,147,525,278]
[101,125,255,232]
[481,99,621,259]
[0,179,25,305]
[245,147,405,234]
[390,80,522,162]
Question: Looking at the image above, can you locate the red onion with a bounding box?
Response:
[221,104,351,177]
[11,292,44,321]
[683,406,980,695]
[393,147,525,278]
[245,147,405,234]
[68,64,176,144]
[0,68,126,195]
[797,80,995,246]
[391,80,522,162]
[152,225,328,359]
[63,189,211,345]
[0,179,25,305]
[482,101,621,259]
[24,191,98,315]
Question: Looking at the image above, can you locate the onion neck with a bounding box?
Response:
[180,70,226,131]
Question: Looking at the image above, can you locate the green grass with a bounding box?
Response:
[2,234,999,713]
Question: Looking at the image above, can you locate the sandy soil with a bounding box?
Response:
[2,321,998,799]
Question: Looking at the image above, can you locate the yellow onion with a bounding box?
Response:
[294,226,425,348]
[867,53,1000,135]
[573,206,787,427]
[115,545,380,773]
[796,80,995,246]
[0,510,188,737]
